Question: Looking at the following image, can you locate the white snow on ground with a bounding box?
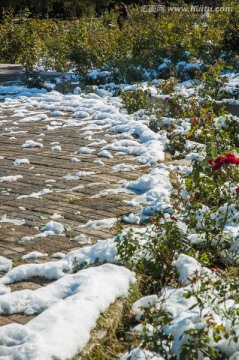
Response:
[70,157,80,163]
[77,171,96,177]
[22,252,48,260]
[0,264,135,360]
[45,179,56,184]
[0,215,26,226]
[75,146,95,154]
[73,234,91,245]
[0,256,12,273]
[17,188,52,199]
[122,213,141,224]
[93,159,105,165]
[42,221,64,234]
[72,110,90,118]
[52,145,61,151]
[132,295,158,321]
[0,260,67,284]
[88,139,107,147]
[172,253,212,285]
[98,149,113,158]
[78,218,117,230]
[19,221,65,243]
[0,239,117,286]
[52,252,66,259]
[0,175,23,182]
[0,86,47,99]
[21,140,43,148]
[127,253,239,359]
[92,185,132,199]
[1,89,166,164]
[121,165,172,221]
[108,122,165,164]
[111,163,136,172]
[18,113,48,123]
[65,239,118,267]
[51,110,65,117]
[50,213,63,220]
[20,231,66,244]
[121,348,164,360]
[63,171,95,180]
[0,76,238,359]
[13,158,30,165]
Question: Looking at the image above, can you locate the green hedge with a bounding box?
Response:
[0,2,238,81]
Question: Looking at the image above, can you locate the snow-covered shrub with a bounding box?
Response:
[130,267,239,360]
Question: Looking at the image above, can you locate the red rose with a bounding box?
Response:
[208,153,239,172]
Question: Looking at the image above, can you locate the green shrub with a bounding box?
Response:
[120,89,152,114]
[117,214,191,292]
[22,72,45,89]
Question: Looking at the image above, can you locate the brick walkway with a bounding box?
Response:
[0,97,147,328]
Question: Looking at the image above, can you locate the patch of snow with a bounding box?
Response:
[124,167,172,220]
[132,295,158,320]
[77,171,95,177]
[75,147,95,155]
[0,256,12,273]
[0,215,26,226]
[42,221,64,234]
[52,145,61,151]
[172,254,212,285]
[45,179,56,184]
[52,252,66,259]
[13,159,30,166]
[93,159,105,166]
[70,157,80,163]
[78,218,117,230]
[21,140,43,148]
[0,175,23,183]
[98,150,113,159]
[122,213,140,224]
[121,348,164,360]
[63,171,95,180]
[73,234,91,245]
[50,213,63,220]
[18,188,52,199]
[22,252,48,260]
[111,163,135,172]
[51,110,65,117]
[0,264,135,360]
[72,111,90,118]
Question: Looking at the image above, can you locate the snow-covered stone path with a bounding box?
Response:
[0,88,167,359]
